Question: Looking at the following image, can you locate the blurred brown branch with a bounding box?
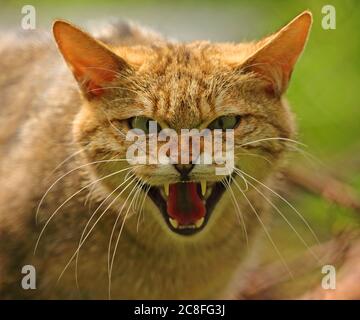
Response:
[240,165,360,299]
[300,235,360,299]
[241,231,360,299]
[285,165,360,214]
[240,232,351,298]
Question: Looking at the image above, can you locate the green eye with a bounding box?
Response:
[129,116,159,134]
[207,115,240,130]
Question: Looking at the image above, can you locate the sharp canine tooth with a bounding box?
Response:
[205,187,212,198]
[169,218,179,229]
[201,181,206,196]
[195,217,205,228]
[164,183,169,196]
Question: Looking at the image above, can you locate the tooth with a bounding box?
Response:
[164,183,169,196]
[169,218,179,229]
[205,187,212,199]
[201,181,207,196]
[179,224,195,229]
[195,217,205,228]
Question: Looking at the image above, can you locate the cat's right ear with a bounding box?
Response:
[53,20,132,99]
[240,11,312,97]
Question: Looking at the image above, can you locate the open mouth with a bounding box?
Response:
[147,181,226,236]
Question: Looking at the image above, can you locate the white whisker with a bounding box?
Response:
[221,178,249,247]
[74,167,143,287]
[234,171,320,263]
[57,174,138,284]
[239,137,307,148]
[34,166,133,255]
[236,168,320,245]
[231,175,294,279]
[136,184,151,232]
[35,158,130,224]
[235,150,273,165]
[51,148,85,174]
[108,179,142,299]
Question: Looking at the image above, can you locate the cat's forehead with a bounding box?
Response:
[117,41,253,77]
[115,42,255,128]
[131,44,244,128]
[144,72,216,128]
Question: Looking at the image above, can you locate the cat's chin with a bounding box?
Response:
[145,180,227,236]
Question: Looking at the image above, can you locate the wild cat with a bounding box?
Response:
[0,11,312,299]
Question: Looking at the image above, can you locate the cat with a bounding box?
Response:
[0,11,312,299]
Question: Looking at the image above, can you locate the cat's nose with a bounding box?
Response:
[174,164,194,179]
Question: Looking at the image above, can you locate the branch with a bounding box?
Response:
[238,163,360,299]
[284,165,360,214]
[300,235,360,299]
[240,232,354,299]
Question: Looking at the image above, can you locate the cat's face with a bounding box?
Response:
[54,12,311,237]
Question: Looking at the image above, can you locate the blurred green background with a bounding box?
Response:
[1,0,359,295]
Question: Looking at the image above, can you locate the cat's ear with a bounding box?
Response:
[242,11,312,96]
[53,20,131,99]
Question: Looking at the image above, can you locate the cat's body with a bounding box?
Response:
[0,13,311,299]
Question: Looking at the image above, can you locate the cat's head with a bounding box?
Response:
[53,11,312,237]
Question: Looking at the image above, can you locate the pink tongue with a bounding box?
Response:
[166,182,206,225]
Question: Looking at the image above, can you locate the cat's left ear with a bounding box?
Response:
[242,11,312,96]
[53,20,132,99]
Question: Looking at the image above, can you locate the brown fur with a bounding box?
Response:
[0,12,311,299]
